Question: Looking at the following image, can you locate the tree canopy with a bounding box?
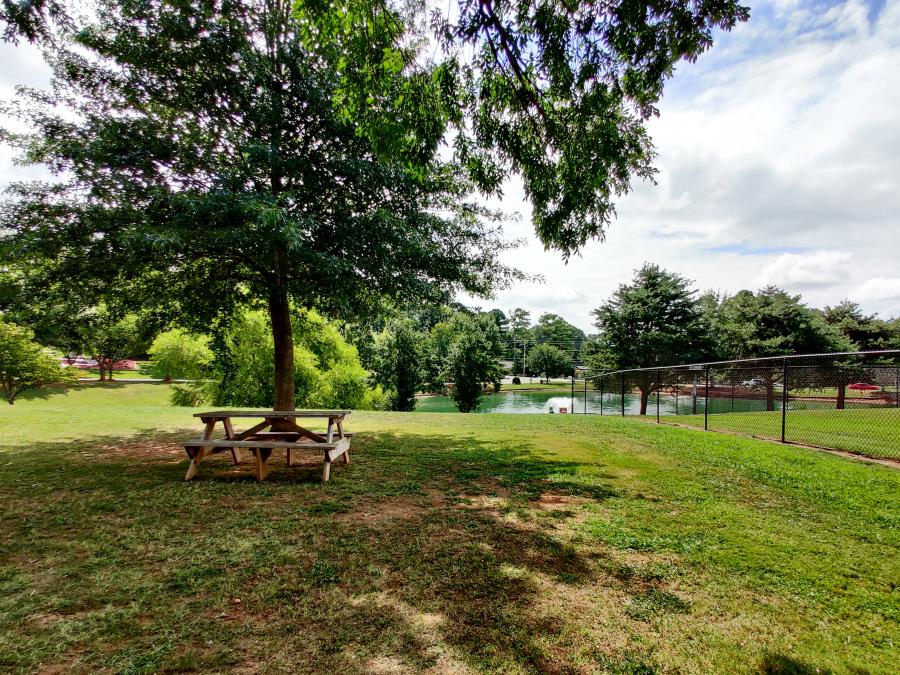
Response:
[589,263,710,414]
[305,0,750,255]
[372,318,422,411]
[0,0,521,410]
[713,288,850,360]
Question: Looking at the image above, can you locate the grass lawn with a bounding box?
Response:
[1,385,898,673]
[667,408,900,459]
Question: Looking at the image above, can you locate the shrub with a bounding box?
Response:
[0,320,75,404]
[170,383,210,407]
[148,329,213,382]
[213,309,379,409]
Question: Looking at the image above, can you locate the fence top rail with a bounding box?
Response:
[583,349,900,380]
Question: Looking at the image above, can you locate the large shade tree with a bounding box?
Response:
[2,0,748,409]
[0,0,521,411]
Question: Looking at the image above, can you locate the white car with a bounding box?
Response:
[741,378,782,389]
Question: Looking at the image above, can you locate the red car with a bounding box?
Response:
[848,382,880,391]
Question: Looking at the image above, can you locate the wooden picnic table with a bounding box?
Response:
[183,410,352,482]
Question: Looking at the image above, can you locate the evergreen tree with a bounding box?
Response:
[590,264,709,415]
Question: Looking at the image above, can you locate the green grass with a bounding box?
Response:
[1,384,898,673]
[502,380,583,392]
[78,361,154,380]
[667,408,900,459]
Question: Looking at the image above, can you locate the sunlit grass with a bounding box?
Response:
[666,407,900,458]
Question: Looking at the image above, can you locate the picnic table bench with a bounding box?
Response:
[183,410,351,482]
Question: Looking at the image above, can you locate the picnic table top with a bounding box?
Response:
[194,410,351,419]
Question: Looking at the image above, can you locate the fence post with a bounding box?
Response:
[621,372,625,417]
[781,359,788,443]
[704,365,709,430]
[600,378,604,416]
[584,377,587,414]
[656,369,660,423]
[675,371,679,415]
[896,366,899,409]
[570,371,574,413]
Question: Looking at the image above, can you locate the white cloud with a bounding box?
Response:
[473,0,900,329]
[856,277,900,303]
[756,251,852,289]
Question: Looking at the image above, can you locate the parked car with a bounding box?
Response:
[740,378,781,389]
[848,382,880,391]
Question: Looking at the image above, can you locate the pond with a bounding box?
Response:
[416,390,875,416]
[415,390,775,415]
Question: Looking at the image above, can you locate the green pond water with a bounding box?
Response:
[414,391,867,415]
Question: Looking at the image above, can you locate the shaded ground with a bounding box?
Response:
[0,387,898,673]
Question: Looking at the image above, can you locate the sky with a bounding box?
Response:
[1,0,899,333]
[461,0,900,331]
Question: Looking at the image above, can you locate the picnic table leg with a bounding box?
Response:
[322,453,331,482]
[254,448,272,481]
[223,418,242,465]
[184,418,216,480]
[337,419,349,465]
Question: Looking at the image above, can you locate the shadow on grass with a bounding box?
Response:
[759,652,833,675]
[0,427,665,673]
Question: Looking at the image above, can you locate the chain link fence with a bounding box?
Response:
[578,351,900,460]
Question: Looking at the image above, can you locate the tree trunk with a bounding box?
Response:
[98,361,106,382]
[639,387,650,415]
[268,281,295,412]
[107,362,114,381]
[836,382,846,410]
[164,373,172,384]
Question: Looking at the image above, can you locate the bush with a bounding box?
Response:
[170,383,210,407]
[213,309,380,409]
[314,362,370,409]
[148,329,213,382]
[0,320,75,404]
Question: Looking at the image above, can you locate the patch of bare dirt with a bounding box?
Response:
[337,498,429,524]
[534,493,590,511]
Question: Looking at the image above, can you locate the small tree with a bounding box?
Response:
[821,301,896,409]
[372,319,423,411]
[84,314,143,381]
[526,344,572,383]
[442,314,504,413]
[590,264,710,415]
[0,320,73,404]
[148,329,213,383]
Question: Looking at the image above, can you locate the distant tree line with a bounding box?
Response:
[2,263,897,412]
[583,263,900,414]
